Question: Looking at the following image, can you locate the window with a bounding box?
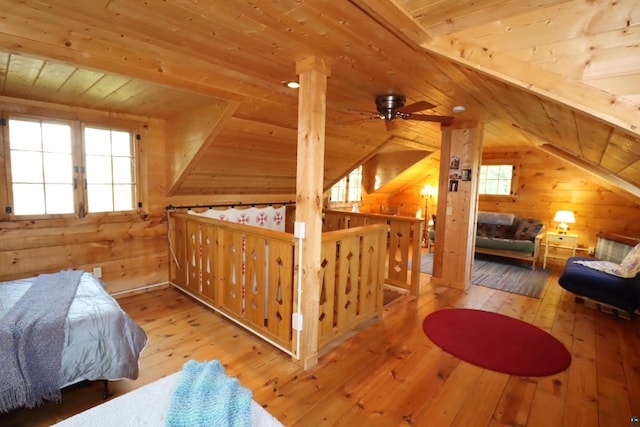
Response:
[330,165,362,202]
[5,115,137,217]
[479,164,513,196]
[83,126,136,213]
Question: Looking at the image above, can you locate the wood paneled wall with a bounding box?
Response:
[371,145,640,259]
[0,98,296,294]
[0,99,170,293]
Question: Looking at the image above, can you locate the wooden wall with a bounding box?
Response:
[0,98,298,294]
[2,96,639,292]
[369,145,640,261]
[0,99,170,293]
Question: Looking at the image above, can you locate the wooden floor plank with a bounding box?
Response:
[2,268,640,427]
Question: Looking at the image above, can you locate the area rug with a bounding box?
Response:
[383,286,406,305]
[417,253,550,298]
[422,308,571,376]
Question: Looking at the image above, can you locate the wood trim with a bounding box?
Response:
[597,232,640,247]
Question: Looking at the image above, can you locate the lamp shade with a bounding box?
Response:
[553,210,575,224]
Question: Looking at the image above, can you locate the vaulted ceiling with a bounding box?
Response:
[0,0,638,197]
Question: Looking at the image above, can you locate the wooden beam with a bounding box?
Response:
[432,121,482,290]
[294,55,330,369]
[423,36,640,139]
[539,143,640,201]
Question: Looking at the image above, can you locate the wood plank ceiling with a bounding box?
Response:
[0,0,638,197]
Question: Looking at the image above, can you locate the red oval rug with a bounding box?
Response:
[422,308,571,376]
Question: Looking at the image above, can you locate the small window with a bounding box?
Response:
[330,165,362,202]
[84,126,136,213]
[4,115,138,217]
[479,164,513,196]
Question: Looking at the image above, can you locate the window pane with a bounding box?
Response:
[498,181,511,195]
[9,120,42,151]
[42,123,72,153]
[45,184,74,214]
[112,157,133,184]
[479,164,513,196]
[85,155,113,184]
[13,183,45,215]
[484,181,499,194]
[498,165,512,179]
[84,126,136,213]
[10,151,43,182]
[43,152,72,183]
[87,184,114,212]
[114,184,133,211]
[111,131,132,156]
[84,128,112,155]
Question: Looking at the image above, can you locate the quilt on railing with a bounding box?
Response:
[188,206,286,231]
[184,209,287,321]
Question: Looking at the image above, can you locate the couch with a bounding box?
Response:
[474,211,545,269]
[558,232,640,316]
[428,211,545,269]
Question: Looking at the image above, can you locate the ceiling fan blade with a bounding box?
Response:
[337,114,384,125]
[397,100,436,114]
[406,114,455,125]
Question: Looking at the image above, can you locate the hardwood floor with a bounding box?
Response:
[2,268,639,426]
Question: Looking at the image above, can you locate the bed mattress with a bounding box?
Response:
[0,272,148,391]
[51,372,283,427]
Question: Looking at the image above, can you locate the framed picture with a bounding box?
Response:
[449,180,459,192]
[450,157,460,169]
[462,169,472,181]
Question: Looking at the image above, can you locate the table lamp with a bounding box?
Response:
[553,210,575,234]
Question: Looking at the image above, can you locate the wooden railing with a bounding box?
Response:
[317,224,387,348]
[169,212,296,350]
[322,209,423,295]
[168,212,387,359]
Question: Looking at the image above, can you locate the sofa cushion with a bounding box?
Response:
[476,237,535,254]
[477,211,515,226]
[514,218,544,241]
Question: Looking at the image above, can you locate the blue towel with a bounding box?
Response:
[165,360,252,427]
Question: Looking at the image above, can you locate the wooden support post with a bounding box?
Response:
[432,121,483,289]
[294,56,330,369]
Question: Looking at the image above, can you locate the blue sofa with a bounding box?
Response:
[558,233,640,316]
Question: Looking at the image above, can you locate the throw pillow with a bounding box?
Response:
[574,244,640,278]
[574,260,625,277]
[618,243,640,277]
[515,219,543,241]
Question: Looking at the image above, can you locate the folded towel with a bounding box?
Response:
[165,360,252,427]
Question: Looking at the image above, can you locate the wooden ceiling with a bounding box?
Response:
[0,0,638,197]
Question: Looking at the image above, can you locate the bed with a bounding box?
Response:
[0,271,148,413]
[558,233,640,316]
[51,363,284,427]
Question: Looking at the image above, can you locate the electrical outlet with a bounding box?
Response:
[92,266,102,278]
[588,247,595,255]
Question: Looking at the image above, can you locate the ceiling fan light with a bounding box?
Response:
[453,105,465,113]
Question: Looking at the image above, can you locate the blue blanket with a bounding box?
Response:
[0,270,84,413]
[166,360,252,427]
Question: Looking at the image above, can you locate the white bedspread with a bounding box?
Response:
[51,372,283,427]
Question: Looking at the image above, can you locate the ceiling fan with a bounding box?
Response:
[372,94,454,125]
